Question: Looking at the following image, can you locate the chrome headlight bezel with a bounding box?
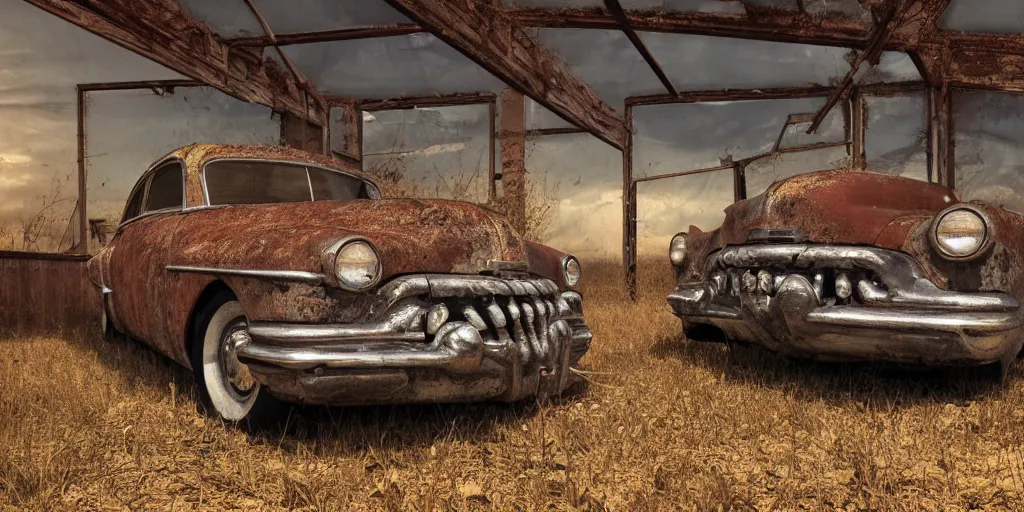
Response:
[325,237,382,292]
[669,233,687,266]
[929,204,992,262]
[561,255,581,287]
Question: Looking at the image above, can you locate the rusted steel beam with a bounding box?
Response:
[355,92,497,111]
[77,79,203,92]
[23,0,322,125]
[497,127,588,139]
[500,89,527,233]
[225,24,425,47]
[851,90,866,170]
[623,104,637,300]
[806,2,905,134]
[928,84,954,188]
[75,86,87,255]
[488,101,497,202]
[384,0,627,149]
[509,7,884,49]
[627,85,834,106]
[603,0,677,96]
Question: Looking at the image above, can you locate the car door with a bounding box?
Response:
[106,160,187,360]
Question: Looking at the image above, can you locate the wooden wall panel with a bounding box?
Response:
[0,252,98,335]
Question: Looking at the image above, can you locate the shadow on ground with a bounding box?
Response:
[63,328,581,449]
[650,333,1010,407]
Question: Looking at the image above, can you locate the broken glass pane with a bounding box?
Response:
[363,104,492,203]
[536,29,666,111]
[864,92,928,182]
[856,52,922,84]
[954,90,1024,212]
[526,98,576,130]
[633,97,838,179]
[85,87,280,251]
[0,0,182,252]
[178,0,264,37]
[525,133,623,260]
[637,169,734,254]
[744,145,851,197]
[777,109,846,150]
[284,34,504,98]
[619,0,746,14]
[940,0,1024,34]
[640,32,852,91]
[250,0,411,35]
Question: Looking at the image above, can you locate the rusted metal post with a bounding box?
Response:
[851,89,866,170]
[928,84,954,188]
[499,88,527,233]
[75,86,87,254]
[488,100,497,202]
[623,104,637,300]
[733,161,747,202]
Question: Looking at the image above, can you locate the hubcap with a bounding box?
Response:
[220,320,256,399]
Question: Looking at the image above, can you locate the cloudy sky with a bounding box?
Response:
[4,0,1018,258]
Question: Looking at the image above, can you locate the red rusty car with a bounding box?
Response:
[87,144,591,423]
[668,170,1022,375]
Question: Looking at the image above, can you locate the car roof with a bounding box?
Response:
[163,143,378,188]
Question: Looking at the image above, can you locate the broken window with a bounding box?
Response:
[864,92,928,182]
[283,34,504,99]
[639,33,852,91]
[940,0,1024,33]
[954,90,1024,213]
[536,29,666,111]
[143,162,184,213]
[362,104,492,203]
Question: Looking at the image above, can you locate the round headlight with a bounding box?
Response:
[334,240,381,291]
[562,256,581,287]
[669,233,687,266]
[933,208,987,259]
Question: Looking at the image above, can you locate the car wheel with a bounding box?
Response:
[190,290,283,426]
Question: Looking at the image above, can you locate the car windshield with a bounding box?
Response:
[204,160,377,206]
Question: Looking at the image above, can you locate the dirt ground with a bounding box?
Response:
[3,258,1024,511]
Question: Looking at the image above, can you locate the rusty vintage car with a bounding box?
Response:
[668,170,1023,375]
[87,144,591,423]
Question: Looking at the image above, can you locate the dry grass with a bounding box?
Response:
[4,258,1024,510]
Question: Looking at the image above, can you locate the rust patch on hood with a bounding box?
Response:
[719,170,956,248]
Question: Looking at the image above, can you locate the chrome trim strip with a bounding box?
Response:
[807,307,1019,334]
[712,244,1018,311]
[165,265,325,283]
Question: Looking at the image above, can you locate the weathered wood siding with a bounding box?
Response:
[0,252,98,334]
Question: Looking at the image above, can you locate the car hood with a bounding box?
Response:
[708,170,957,248]
[170,198,529,279]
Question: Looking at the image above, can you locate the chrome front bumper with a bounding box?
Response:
[669,244,1022,365]
[236,275,592,405]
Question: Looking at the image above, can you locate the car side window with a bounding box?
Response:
[122,185,146,223]
[144,162,184,212]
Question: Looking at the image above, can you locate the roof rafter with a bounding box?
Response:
[382,0,627,149]
[604,0,677,96]
[225,24,426,47]
[24,0,323,125]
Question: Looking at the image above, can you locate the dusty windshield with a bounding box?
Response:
[204,160,378,206]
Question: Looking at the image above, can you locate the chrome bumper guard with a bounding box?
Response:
[669,244,1022,365]
[237,275,591,404]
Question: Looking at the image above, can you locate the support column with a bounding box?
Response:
[928,84,954,188]
[623,105,637,300]
[280,112,325,154]
[499,88,527,233]
[851,90,866,170]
